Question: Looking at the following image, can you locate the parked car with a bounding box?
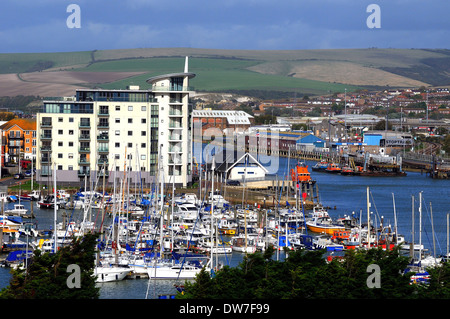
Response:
[24,170,33,177]
[14,173,25,180]
[226,180,240,186]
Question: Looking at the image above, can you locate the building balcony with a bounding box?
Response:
[97,158,109,165]
[79,147,91,153]
[78,159,90,165]
[79,122,91,128]
[78,169,90,177]
[168,147,182,153]
[98,111,109,116]
[169,134,182,141]
[97,169,109,177]
[97,122,109,129]
[98,147,109,153]
[97,134,109,141]
[169,98,183,104]
[79,134,91,140]
[8,134,23,140]
[40,134,52,140]
[152,85,193,92]
[40,121,52,127]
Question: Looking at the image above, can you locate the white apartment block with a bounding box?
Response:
[36,59,195,188]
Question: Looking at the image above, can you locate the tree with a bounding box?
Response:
[177,247,427,299]
[0,233,100,299]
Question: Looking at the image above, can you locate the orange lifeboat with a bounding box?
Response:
[291,163,312,182]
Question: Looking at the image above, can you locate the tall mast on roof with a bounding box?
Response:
[184,56,189,73]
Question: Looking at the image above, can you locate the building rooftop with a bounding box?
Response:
[0,118,36,131]
[192,110,253,125]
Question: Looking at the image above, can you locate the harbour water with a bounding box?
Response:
[0,156,448,299]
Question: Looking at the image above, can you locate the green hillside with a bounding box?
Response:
[0,48,449,99]
[83,56,356,95]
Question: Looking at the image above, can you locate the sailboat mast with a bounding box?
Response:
[53,164,57,252]
[210,155,215,270]
[392,193,398,245]
[159,146,164,257]
[410,195,414,259]
[419,192,422,262]
[367,186,370,248]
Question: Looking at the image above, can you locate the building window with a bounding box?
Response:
[141,118,146,124]
[69,142,73,147]
[128,118,133,124]
[68,166,73,171]
[128,143,132,148]
[58,142,63,147]
[114,154,120,160]
[115,118,120,123]
[141,131,146,136]
[58,165,63,170]
[69,153,73,159]
[69,118,74,123]
[128,131,132,136]
[58,154,63,158]
[115,130,120,136]
[141,106,146,111]
[69,130,74,135]
[128,106,133,111]
[115,142,120,148]
[116,106,120,111]
[141,155,146,160]
[58,130,63,135]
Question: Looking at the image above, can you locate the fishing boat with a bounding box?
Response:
[28,190,42,201]
[37,195,62,209]
[306,216,346,235]
[340,166,355,175]
[4,204,28,216]
[325,163,341,174]
[312,161,329,172]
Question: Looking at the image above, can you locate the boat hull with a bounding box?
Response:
[95,266,130,282]
[306,223,346,235]
[146,265,205,280]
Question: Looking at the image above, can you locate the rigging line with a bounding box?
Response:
[369,189,382,225]
[176,173,211,282]
[421,197,443,255]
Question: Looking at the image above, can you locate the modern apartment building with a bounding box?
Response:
[36,59,195,188]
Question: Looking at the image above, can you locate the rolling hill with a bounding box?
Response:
[0,47,449,99]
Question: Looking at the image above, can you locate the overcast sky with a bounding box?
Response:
[0,0,448,53]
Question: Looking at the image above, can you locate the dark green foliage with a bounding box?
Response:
[176,247,450,299]
[0,233,100,299]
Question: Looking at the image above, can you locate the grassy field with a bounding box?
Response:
[0,48,449,98]
[0,51,93,74]
[86,56,356,94]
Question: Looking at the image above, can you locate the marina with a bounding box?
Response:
[0,153,448,298]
